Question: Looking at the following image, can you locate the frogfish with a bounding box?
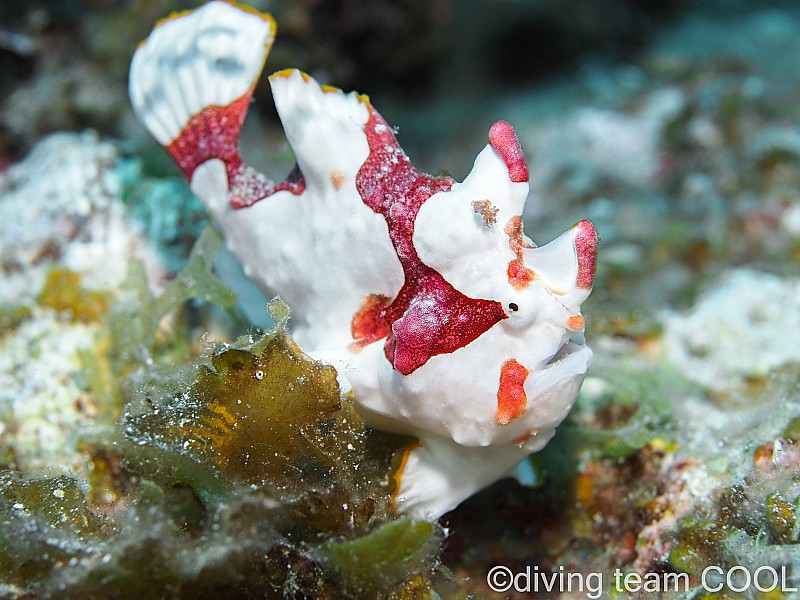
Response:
[129,0,598,520]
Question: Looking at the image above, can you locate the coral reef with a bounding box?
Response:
[663,269,800,396]
[0,132,161,305]
[0,132,162,475]
[2,0,800,598]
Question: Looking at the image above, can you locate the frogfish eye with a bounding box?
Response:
[508,302,519,313]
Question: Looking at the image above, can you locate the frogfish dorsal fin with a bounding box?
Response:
[129,1,304,209]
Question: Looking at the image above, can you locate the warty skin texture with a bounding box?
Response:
[129,0,597,519]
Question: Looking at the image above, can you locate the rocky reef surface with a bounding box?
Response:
[2,2,800,599]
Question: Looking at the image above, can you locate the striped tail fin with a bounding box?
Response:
[128,1,304,209]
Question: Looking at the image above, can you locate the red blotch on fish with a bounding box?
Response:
[356,107,508,374]
[496,359,530,425]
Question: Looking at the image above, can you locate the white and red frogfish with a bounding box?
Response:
[129,0,598,520]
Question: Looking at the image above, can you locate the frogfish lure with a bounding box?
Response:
[129,0,598,520]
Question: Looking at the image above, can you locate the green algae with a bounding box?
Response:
[0,228,438,598]
[69,314,436,596]
[556,361,683,462]
[149,225,236,319]
[0,472,112,588]
[317,518,441,597]
[668,520,727,578]
[188,338,343,487]
[107,226,236,376]
[766,493,796,545]
[120,314,377,522]
[665,430,800,592]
